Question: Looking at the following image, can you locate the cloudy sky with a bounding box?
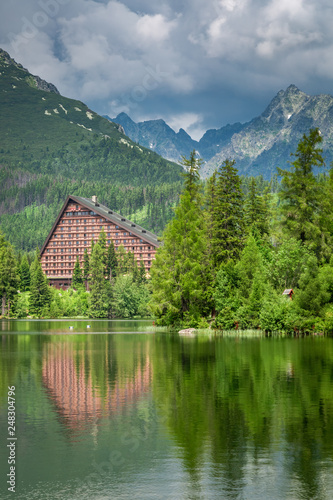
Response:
[1,0,333,139]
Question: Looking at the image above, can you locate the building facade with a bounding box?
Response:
[40,195,160,289]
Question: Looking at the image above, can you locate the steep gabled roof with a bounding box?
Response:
[40,195,160,255]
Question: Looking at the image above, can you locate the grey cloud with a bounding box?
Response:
[1,0,333,136]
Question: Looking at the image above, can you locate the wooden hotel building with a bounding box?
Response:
[40,195,160,288]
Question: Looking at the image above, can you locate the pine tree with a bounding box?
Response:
[138,260,147,285]
[97,228,107,271]
[89,242,111,318]
[0,243,19,316]
[29,251,51,317]
[83,248,90,284]
[106,239,118,280]
[212,159,245,267]
[150,153,212,326]
[244,178,269,238]
[72,256,83,288]
[278,128,327,259]
[19,254,30,291]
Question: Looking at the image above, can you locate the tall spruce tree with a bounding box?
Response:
[89,241,111,318]
[72,256,83,288]
[278,128,328,259]
[106,239,118,280]
[211,159,245,267]
[150,151,212,326]
[29,251,51,317]
[19,254,31,291]
[0,243,19,316]
[244,178,269,238]
[83,248,90,284]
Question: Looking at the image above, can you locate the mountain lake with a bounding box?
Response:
[1,319,333,499]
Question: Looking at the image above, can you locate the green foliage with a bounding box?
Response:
[89,241,112,318]
[107,239,118,279]
[150,162,212,326]
[112,274,150,318]
[0,241,20,316]
[19,254,30,291]
[277,128,329,260]
[211,160,245,267]
[72,256,83,289]
[29,251,51,317]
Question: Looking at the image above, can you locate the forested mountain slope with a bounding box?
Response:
[0,49,184,251]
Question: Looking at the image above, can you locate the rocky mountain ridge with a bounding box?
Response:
[110,85,333,178]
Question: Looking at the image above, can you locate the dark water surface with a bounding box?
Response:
[1,320,333,499]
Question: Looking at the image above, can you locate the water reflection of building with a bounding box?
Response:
[42,342,151,434]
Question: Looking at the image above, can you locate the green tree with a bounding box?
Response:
[211,159,245,267]
[106,239,118,280]
[89,242,111,318]
[19,254,30,291]
[83,248,90,284]
[29,251,51,317]
[244,178,269,238]
[278,128,328,259]
[150,153,212,326]
[72,256,83,288]
[0,244,19,316]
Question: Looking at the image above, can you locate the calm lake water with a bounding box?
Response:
[1,320,333,499]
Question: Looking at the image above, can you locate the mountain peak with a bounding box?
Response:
[0,47,59,94]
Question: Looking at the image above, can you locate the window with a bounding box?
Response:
[140,247,142,250]
[132,247,135,250]
[76,234,79,238]
[140,239,143,243]
[100,218,103,222]
[47,249,49,252]
[132,239,135,243]
[148,246,151,250]
[84,227,87,231]
[61,227,63,231]
[53,242,56,246]
[124,240,127,244]
[107,233,110,237]
[61,256,64,260]
[61,249,64,253]
[116,240,119,244]
[108,240,111,244]
[116,225,119,229]
[84,219,86,223]
[115,232,118,236]
[123,232,127,236]
[68,234,71,238]
[84,241,87,245]
[61,235,63,239]
[148,261,151,265]
[76,205,79,209]
[53,249,56,253]
[61,242,64,246]
[69,256,72,260]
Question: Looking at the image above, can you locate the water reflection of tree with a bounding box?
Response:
[152,335,333,498]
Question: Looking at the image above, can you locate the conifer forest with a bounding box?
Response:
[2,128,333,332]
